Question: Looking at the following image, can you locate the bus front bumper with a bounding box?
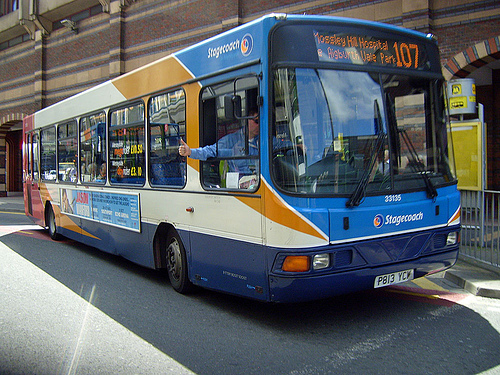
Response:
[268,249,459,303]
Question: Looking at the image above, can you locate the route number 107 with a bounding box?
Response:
[393,42,419,69]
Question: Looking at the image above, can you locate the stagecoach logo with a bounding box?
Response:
[207,33,254,59]
[373,214,384,228]
[373,212,424,228]
[240,33,253,56]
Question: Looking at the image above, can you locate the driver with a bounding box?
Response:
[178,107,297,182]
[178,108,260,175]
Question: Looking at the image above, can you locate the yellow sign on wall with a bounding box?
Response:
[450,121,484,190]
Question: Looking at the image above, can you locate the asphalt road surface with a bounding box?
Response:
[1,211,500,374]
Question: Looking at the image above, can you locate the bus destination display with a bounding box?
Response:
[314,30,429,70]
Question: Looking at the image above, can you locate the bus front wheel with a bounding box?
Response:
[165,231,192,294]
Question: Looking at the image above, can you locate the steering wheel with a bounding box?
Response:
[272,146,304,189]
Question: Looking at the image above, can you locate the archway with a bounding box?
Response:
[0,113,26,195]
[443,35,500,80]
[443,35,500,190]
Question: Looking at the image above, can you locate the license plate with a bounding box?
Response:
[374,269,414,288]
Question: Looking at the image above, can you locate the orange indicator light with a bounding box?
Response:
[282,256,310,272]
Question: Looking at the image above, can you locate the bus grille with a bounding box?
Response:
[433,233,447,249]
[334,249,353,267]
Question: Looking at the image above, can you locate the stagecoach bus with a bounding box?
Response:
[23,14,460,302]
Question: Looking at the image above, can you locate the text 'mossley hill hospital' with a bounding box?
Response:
[314,31,420,68]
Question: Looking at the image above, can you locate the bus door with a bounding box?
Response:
[25,132,45,225]
[188,75,267,299]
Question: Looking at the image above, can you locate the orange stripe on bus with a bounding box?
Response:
[237,180,328,242]
[448,206,461,224]
[53,204,101,240]
[111,56,195,100]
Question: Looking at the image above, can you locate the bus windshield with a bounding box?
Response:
[271,67,454,197]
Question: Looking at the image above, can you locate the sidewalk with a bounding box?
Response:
[445,257,500,299]
[0,191,499,299]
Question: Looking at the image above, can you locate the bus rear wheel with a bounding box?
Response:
[165,231,192,294]
[46,205,61,240]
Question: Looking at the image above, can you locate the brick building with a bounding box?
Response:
[1,0,499,195]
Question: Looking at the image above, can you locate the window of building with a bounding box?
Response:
[58,121,78,182]
[80,111,106,183]
[53,5,102,30]
[0,34,30,52]
[0,0,19,15]
[109,102,145,185]
[148,89,186,187]
[40,127,56,181]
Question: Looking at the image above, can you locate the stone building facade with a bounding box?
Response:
[1,0,499,195]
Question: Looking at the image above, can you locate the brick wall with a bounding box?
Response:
[0,41,38,119]
[1,0,500,192]
[2,0,499,116]
[436,19,500,65]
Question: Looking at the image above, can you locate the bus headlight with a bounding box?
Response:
[446,231,459,246]
[281,254,330,272]
[313,254,330,270]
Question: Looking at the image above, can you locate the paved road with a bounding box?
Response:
[1,211,500,374]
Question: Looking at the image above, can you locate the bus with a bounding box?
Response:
[23,14,461,302]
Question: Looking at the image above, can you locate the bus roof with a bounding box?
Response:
[30,13,435,128]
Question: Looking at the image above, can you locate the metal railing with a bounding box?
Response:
[460,189,500,268]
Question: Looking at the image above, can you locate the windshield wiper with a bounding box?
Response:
[346,100,386,208]
[346,131,385,208]
[399,129,437,200]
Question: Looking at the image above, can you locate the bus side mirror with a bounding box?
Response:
[224,95,242,120]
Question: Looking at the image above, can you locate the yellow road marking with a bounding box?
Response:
[0,211,25,215]
[412,276,447,292]
[389,289,440,300]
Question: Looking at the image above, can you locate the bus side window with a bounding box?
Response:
[40,127,56,181]
[58,121,78,183]
[148,89,186,187]
[80,112,107,184]
[26,133,31,178]
[109,102,146,185]
[32,133,39,181]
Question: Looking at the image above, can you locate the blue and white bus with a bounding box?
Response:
[23,14,460,302]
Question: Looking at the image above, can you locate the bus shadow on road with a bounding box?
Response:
[2,229,500,374]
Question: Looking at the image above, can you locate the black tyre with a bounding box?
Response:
[46,205,61,240]
[165,230,192,293]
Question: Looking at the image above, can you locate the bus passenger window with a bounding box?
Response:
[32,133,39,181]
[26,133,32,178]
[58,121,78,183]
[148,89,186,187]
[199,77,260,190]
[109,102,145,185]
[40,127,56,181]
[80,112,106,184]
